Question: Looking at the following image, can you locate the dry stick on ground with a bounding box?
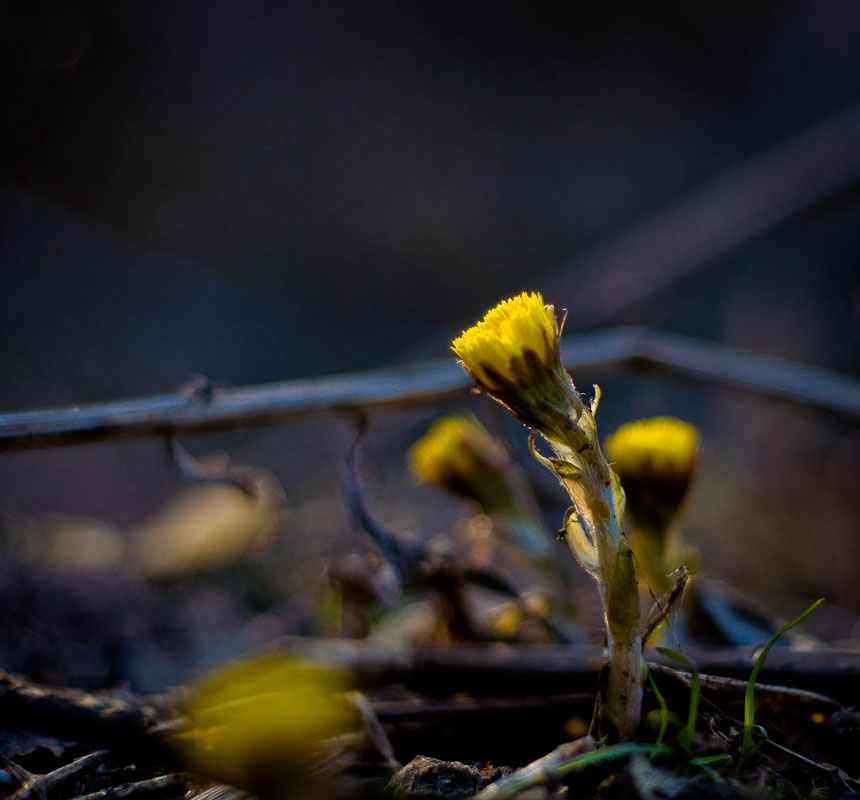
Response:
[0,672,176,764]
[1,328,859,454]
[9,747,215,800]
[11,751,111,800]
[69,775,186,800]
[271,638,860,706]
[4,654,854,749]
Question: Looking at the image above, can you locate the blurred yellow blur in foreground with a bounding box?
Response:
[170,653,358,791]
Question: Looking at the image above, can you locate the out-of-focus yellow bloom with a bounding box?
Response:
[489,592,553,641]
[605,417,700,593]
[409,415,515,511]
[410,415,508,487]
[490,603,526,640]
[170,654,358,792]
[409,415,555,558]
[606,417,699,487]
[605,416,699,530]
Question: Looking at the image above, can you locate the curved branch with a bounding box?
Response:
[1,327,858,452]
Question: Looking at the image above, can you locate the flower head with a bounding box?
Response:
[606,416,699,488]
[452,292,580,436]
[452,292,559,390]
[171,654,358,792]
[605,416,699,533]
[408,415,516,512]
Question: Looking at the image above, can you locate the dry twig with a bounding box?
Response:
[67,775,185,800]
[0,672,174,764]
[273,638,860,705]
[1,328,858,453]
[11,752,111,800]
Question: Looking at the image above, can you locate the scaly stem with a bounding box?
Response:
[553,429,643,741]
[602,540,643,740]
[450,293,644,740]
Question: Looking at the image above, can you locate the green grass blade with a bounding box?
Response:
[690,754,733,767]
[554,743,665,777]
[741,598,824,756]
[647,671,669,751]
[475,743,663,799]
[656,647,699,754]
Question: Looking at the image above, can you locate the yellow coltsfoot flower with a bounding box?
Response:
[452,292,643,741]
[169,654,360,793]
[409,414,554,558]
[451,291,557,390]
[605,416,699,532]
[451,292,583,440]
[409,415,515,512]
[605,416,700,594]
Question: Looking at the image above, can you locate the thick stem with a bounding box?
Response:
[605,628,643,740]
[554,433,643,741]
[602,541,643,740]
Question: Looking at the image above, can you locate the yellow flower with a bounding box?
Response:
[605,416,699,492]
[410,414,556,558]
[409,415,516,513]
[409,415,509,494]
[605,417,700,587]
[451,292,582,438]
[451,291,559,391]
[170,654,358,792]
[454,293,643,739]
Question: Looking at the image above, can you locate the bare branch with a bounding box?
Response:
[273,636,860,706]
[70,775,186,800]
[0,671,174,764]
[1,327,859,452]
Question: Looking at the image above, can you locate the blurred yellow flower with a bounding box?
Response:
[409,415,514,507]
[410,414,556,559]
[605,416,700,591]
[129,479,283,581]
[606,417,699,502]
[170,653,358,792]
[605,416,699,487]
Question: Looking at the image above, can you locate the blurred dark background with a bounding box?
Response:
[1,1,860,689]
